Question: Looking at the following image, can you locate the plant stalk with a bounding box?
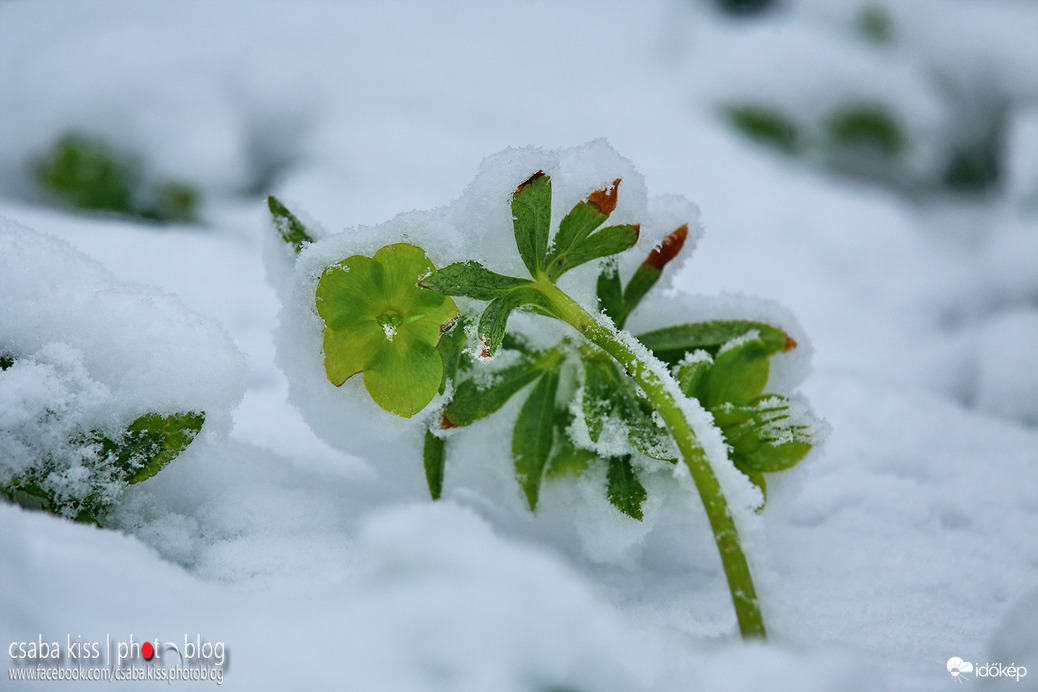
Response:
[538,278,766,639]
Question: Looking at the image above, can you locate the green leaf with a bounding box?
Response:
[545,413,596,479]
[423,430,446,500]
[2,410,204,525]
[420,261,530,300]
[435,314,467,394]
[581,350,632,443]
[478,286,555,356]
[581,350,674,461]
[316,243,459,418]
[0,353,14,370]
[547,179,619,264]
[606,455,647,520]
[546,224,640,282]
[712,396,813,473]
[443,350,559,427]
[675,353,712,400]
[725,105,800,154]
[618,225,689,327]
[120,411,206,484]
[513,369,559,510]
[701,338,772,408]
[512,171,552,275]
[596,262,625,326]
[637,320,794,366]
[828,106,904,156]
[268,194,316,254]
[33,133,135,213]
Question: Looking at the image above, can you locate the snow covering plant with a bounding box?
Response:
[0,349,204,526]
[268,150,821,639]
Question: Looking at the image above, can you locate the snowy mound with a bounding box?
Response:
[0,219,246,513]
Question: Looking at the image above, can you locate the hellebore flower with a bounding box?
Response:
[316,243,458,417]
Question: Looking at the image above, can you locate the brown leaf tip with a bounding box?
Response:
[439,315,459,336]
[783,335,798,352]
[440,413,457,430]
[516,170,545,195]
[644,224,688,270]
[587,178,621,215]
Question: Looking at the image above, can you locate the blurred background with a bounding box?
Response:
[2,0,1035,433]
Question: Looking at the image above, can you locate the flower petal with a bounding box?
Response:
[323,320,384,386]
[363,338,443,418]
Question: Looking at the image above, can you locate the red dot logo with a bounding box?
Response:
[141,642,154,660]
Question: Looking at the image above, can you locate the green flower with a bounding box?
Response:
[316,243,458,418]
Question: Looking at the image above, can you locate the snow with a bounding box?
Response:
[2,1,1037,690]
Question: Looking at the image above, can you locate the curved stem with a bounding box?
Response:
[538,279,766,639]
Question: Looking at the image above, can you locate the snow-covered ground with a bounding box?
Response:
[2,1,1037,690]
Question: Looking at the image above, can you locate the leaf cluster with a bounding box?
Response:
[0,392,205,526]
[273,172,816,518]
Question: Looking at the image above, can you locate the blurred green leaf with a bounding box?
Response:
[726,106,799,153]
[828,106,904,156]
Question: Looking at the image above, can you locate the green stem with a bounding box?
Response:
[538,278,766,639]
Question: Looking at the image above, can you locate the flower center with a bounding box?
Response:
[377,310,404,341]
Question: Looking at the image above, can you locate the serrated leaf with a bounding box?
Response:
[478,286,555,356]
[702,338,771,408]
[121,411,205,484]
[421,261,530,300]
[512,171,552,275]
[268,194,315,254]
[606,455,647,520]
[547,224,639,282]
[513,369,559,510]
[423,430,446,500]
[442,350,556,427]
[712,396,813,473]
[637,320,794,366]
